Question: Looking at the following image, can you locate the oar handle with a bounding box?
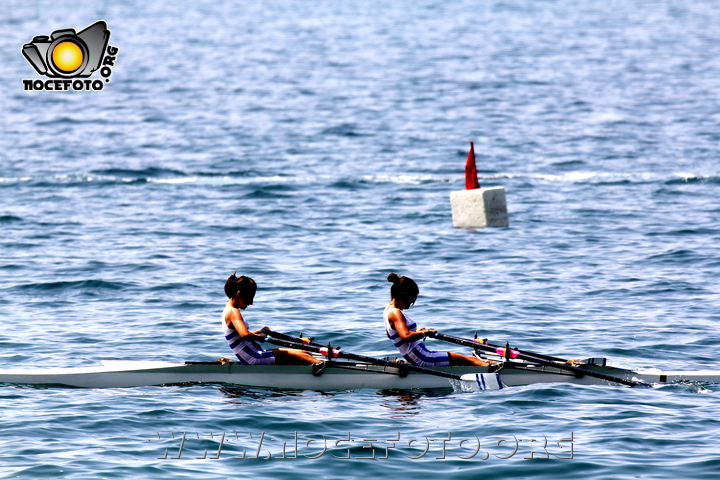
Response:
[264,337,464,381]
[430,332,649,388]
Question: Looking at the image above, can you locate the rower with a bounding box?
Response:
[223,273,320,365]
[383,273,489,367]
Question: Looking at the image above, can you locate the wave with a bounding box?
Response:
[320,123,369,137]
[0,171,716,188]
[90,167,190,179]
[664,175,720,185]
[9,279,132,296]
[645,227,719,237]
[644,249,711,265]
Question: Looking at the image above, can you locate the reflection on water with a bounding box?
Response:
[377,388,452,418]
[218,385,335,404]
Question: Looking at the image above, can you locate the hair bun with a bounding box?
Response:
[387,272,400,284]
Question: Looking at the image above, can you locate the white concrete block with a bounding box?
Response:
[450,186,509,228]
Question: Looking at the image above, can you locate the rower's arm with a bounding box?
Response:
[387,309,427,342]
[227,312,267,342]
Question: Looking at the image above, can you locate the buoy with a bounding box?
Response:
[449,142,509,228]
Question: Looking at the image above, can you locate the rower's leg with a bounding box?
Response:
[448,352,488,367]
[271,348,323,365]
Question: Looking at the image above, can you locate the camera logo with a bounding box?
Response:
[22,21,119,91]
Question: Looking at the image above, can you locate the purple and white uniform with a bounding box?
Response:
[223,316,275,365]
[383,306,450,367]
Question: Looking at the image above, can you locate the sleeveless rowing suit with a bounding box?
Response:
[223,315,276,365]
[383,306,450,367]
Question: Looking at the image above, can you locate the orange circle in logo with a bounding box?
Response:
[52,41,84,73]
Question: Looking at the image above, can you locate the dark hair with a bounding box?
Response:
[387,272,419,305]
[225,273,257,299]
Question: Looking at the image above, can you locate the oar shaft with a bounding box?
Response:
[489,343,569,364]
[264,337,463,381]
[431,332,648,387]
[262,329,322,347]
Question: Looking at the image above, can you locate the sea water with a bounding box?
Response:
[1,0,719,478]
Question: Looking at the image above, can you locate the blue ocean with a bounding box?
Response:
[1,0,719,478]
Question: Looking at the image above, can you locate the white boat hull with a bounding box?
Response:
[1,360,719,390]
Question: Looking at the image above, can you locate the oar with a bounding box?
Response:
[261,329,322,347]
[263,336,504,391]
[430,332,650,388]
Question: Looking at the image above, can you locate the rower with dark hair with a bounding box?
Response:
[223,273,320,365]
[384,273,488,367]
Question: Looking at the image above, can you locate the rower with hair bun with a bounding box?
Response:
[384,273,489,367]
[222,273,320,365]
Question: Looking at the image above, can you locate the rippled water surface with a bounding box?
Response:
[1,0,720,478]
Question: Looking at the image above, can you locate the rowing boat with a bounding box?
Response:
[1,358,719,389]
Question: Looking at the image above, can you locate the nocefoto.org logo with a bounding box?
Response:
[22,20,119,91]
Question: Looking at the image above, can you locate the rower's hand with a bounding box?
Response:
[418,327,437,337]
[566,359,585,366]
